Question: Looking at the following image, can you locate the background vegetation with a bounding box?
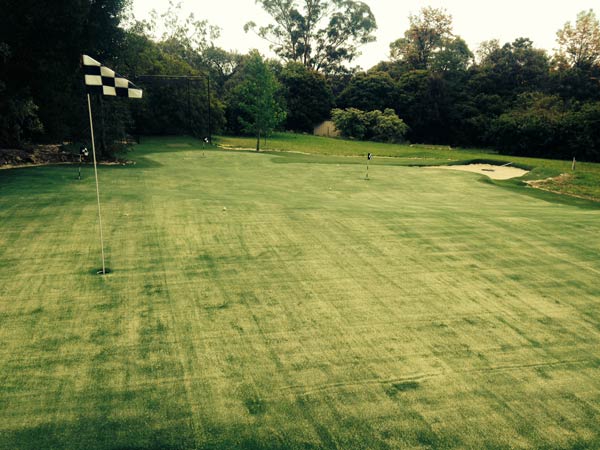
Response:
[1,1,600,162]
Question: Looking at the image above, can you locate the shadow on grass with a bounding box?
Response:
[483,177,600,210]
[0,417,197,450]
[0,419,323,450]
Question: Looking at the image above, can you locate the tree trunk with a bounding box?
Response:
[256,130,260,151]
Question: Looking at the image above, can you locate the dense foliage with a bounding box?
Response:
[0,0,128,151]
[279,62,333,132]
[245,0,377,75]
[1,2,600,161]
[226,51,286,151]
[331,107,408,142]
[357,8,600,161]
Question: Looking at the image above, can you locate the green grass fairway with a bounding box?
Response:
[1,137,600,449]
[217,133,600,201]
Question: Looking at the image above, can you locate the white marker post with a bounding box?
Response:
[78,146,88,180]
[86,94,106,275]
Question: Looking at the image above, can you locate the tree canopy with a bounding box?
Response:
[555,10,600,69]
[337,71,397,111]
[0,0,128,146]
[279,62,333,132]
[245,0,377,74]
[389,7,462,71]
[227,51,286,151]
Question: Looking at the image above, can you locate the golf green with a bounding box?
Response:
[1,138,599,449]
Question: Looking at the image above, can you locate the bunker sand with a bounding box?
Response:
[427,163,529,180]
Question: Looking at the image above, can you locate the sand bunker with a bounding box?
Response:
[427,163,529,180]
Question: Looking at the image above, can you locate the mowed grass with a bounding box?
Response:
[217,133,600,201]
[1,136,600,449]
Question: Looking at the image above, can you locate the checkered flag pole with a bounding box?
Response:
[82,55,142,275]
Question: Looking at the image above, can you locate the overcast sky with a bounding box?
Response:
[131,0,599,70]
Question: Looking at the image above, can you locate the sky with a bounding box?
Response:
[130,0,599,70]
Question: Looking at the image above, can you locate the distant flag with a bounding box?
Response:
[82,55,142,98]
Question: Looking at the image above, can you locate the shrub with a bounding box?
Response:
[331,107,369,140]
[0,91,44,148]
[331,107,408,142]
[372,109,410,143]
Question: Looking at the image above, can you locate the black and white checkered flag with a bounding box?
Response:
[82,55,142,99]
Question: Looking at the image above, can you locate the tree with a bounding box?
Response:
[394,70,439,142]
[458,38,550,147]
[336,71,397,111]
[475,39,500,65]
[430,37,473,73]
[0,41,43,146]
[472,38,550,98]
[552,10,600,104]
[279,62,333,132]
[490,93,565,157]
[555,10,600,69]
[389,7,455,71]
[119,29,225,139]
[229,51,286,151]
[0,90,44,147]
[130,0,221,66]
[331,107,368,139]
[370,108,409,142]
[489,93,600,162]
[123,7,229,140]
[549,64,600,103]
[245,0,377,74]
[367,60,407,81]
[565,102,600,161]
[331,107,408,142]
[202,46,244,96]
[0,0,129,147]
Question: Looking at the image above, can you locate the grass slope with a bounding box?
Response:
[217,133,600,201]
[1,136,599,449]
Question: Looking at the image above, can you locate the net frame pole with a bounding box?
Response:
[207,75,211,144]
